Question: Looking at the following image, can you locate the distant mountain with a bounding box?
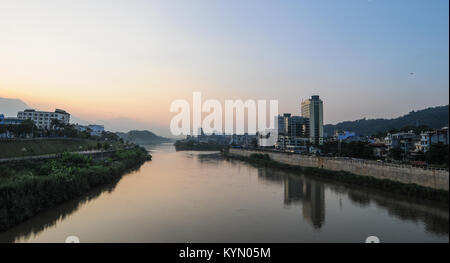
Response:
[94,117,171,137]
[0,97,91,125]
[0,97,29,117]
[116,130,172,145]
[324,105,449,136]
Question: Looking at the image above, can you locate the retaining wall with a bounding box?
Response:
[228,149,449,190]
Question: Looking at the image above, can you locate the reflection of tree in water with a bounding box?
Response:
[371,196,448,235]
[256,166,448,235]
[193,153,226,171]
[256,168,284,184]
[0,176,123,243]
[347,193,371,207]
[324,183,449,236]
[196,152,223,164]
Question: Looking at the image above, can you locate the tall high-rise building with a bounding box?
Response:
[274,113,308,149]
[288,116,307,138]
[276,113,307,138]
[301,95,323,145]
[282,113,291,135]
[276,115,286,135]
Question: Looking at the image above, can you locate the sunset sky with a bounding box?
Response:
[0,0,448,136]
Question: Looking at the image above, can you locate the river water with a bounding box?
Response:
[0,143,448,243]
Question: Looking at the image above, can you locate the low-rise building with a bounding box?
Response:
[0,131,14,139]
[369,142,386,158]
[334,130,361,142]
[0,114,24,126]
[276,135,309,151]
[74,124,87,132]
[74,124,105,137]
[385,131,419,153]
[415,127,449,152]
[87,125,104,137]
[17,109,70,129]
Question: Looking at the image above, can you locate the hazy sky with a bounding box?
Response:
[0,0,448,135]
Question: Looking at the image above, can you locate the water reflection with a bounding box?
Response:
[257,167,448,236]
[0,168,141,243]
[180,151,447,235]
[343,187,449,235]
[0,145,447,242]
[290,180,325,229]
[258,169,325,229]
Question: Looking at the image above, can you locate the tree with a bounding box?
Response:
[50,119,63,130]
[103,142,110,150]
[101,131,120,142]
[321,141,374,159]
[389,148,403,160]
[16,119,36,137]
[0,125,7,134]
[60,124,78,138]
[425,143,449,166]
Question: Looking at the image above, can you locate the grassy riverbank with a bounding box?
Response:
[225,152,449,203]
[174,141,225,151]
[0,139,104,159]
[0,146,150,231]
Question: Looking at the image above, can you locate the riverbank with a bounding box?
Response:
[224,150,449,203]
[174,140,225,151]
[0,146,150,231]
[0,138,106,159]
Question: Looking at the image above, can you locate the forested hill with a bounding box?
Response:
[324,105,449,136]
[116,130,172,145]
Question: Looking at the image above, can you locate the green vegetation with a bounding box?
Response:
[385,142,449,168]
[373,125,433,138]
[0,119,35,137]
[116,130,171,145]
[388,147,403,160]
[415,143,449,167]
[0,146,150,231]
[226,152,448,203]
[0,139,105,159]
[324,105,449,136]
[321,141,375,159]
[321,137,448,168]
[174,140,226,151]
[249,153,271,161]
[0,116,123,142]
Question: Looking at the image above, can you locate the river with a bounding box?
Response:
[0,143,448,243]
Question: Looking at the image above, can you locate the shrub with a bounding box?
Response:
[0,147,151,231]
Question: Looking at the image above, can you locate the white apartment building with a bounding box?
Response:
[301,95,324,145]
[17,109,70,129]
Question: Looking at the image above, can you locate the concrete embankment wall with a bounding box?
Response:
[228,149,449,191]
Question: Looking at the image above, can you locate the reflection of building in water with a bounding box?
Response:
[257,168,284,184]
[284,176,325,229]
[283,176,305,204]
[258,167,448,235]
